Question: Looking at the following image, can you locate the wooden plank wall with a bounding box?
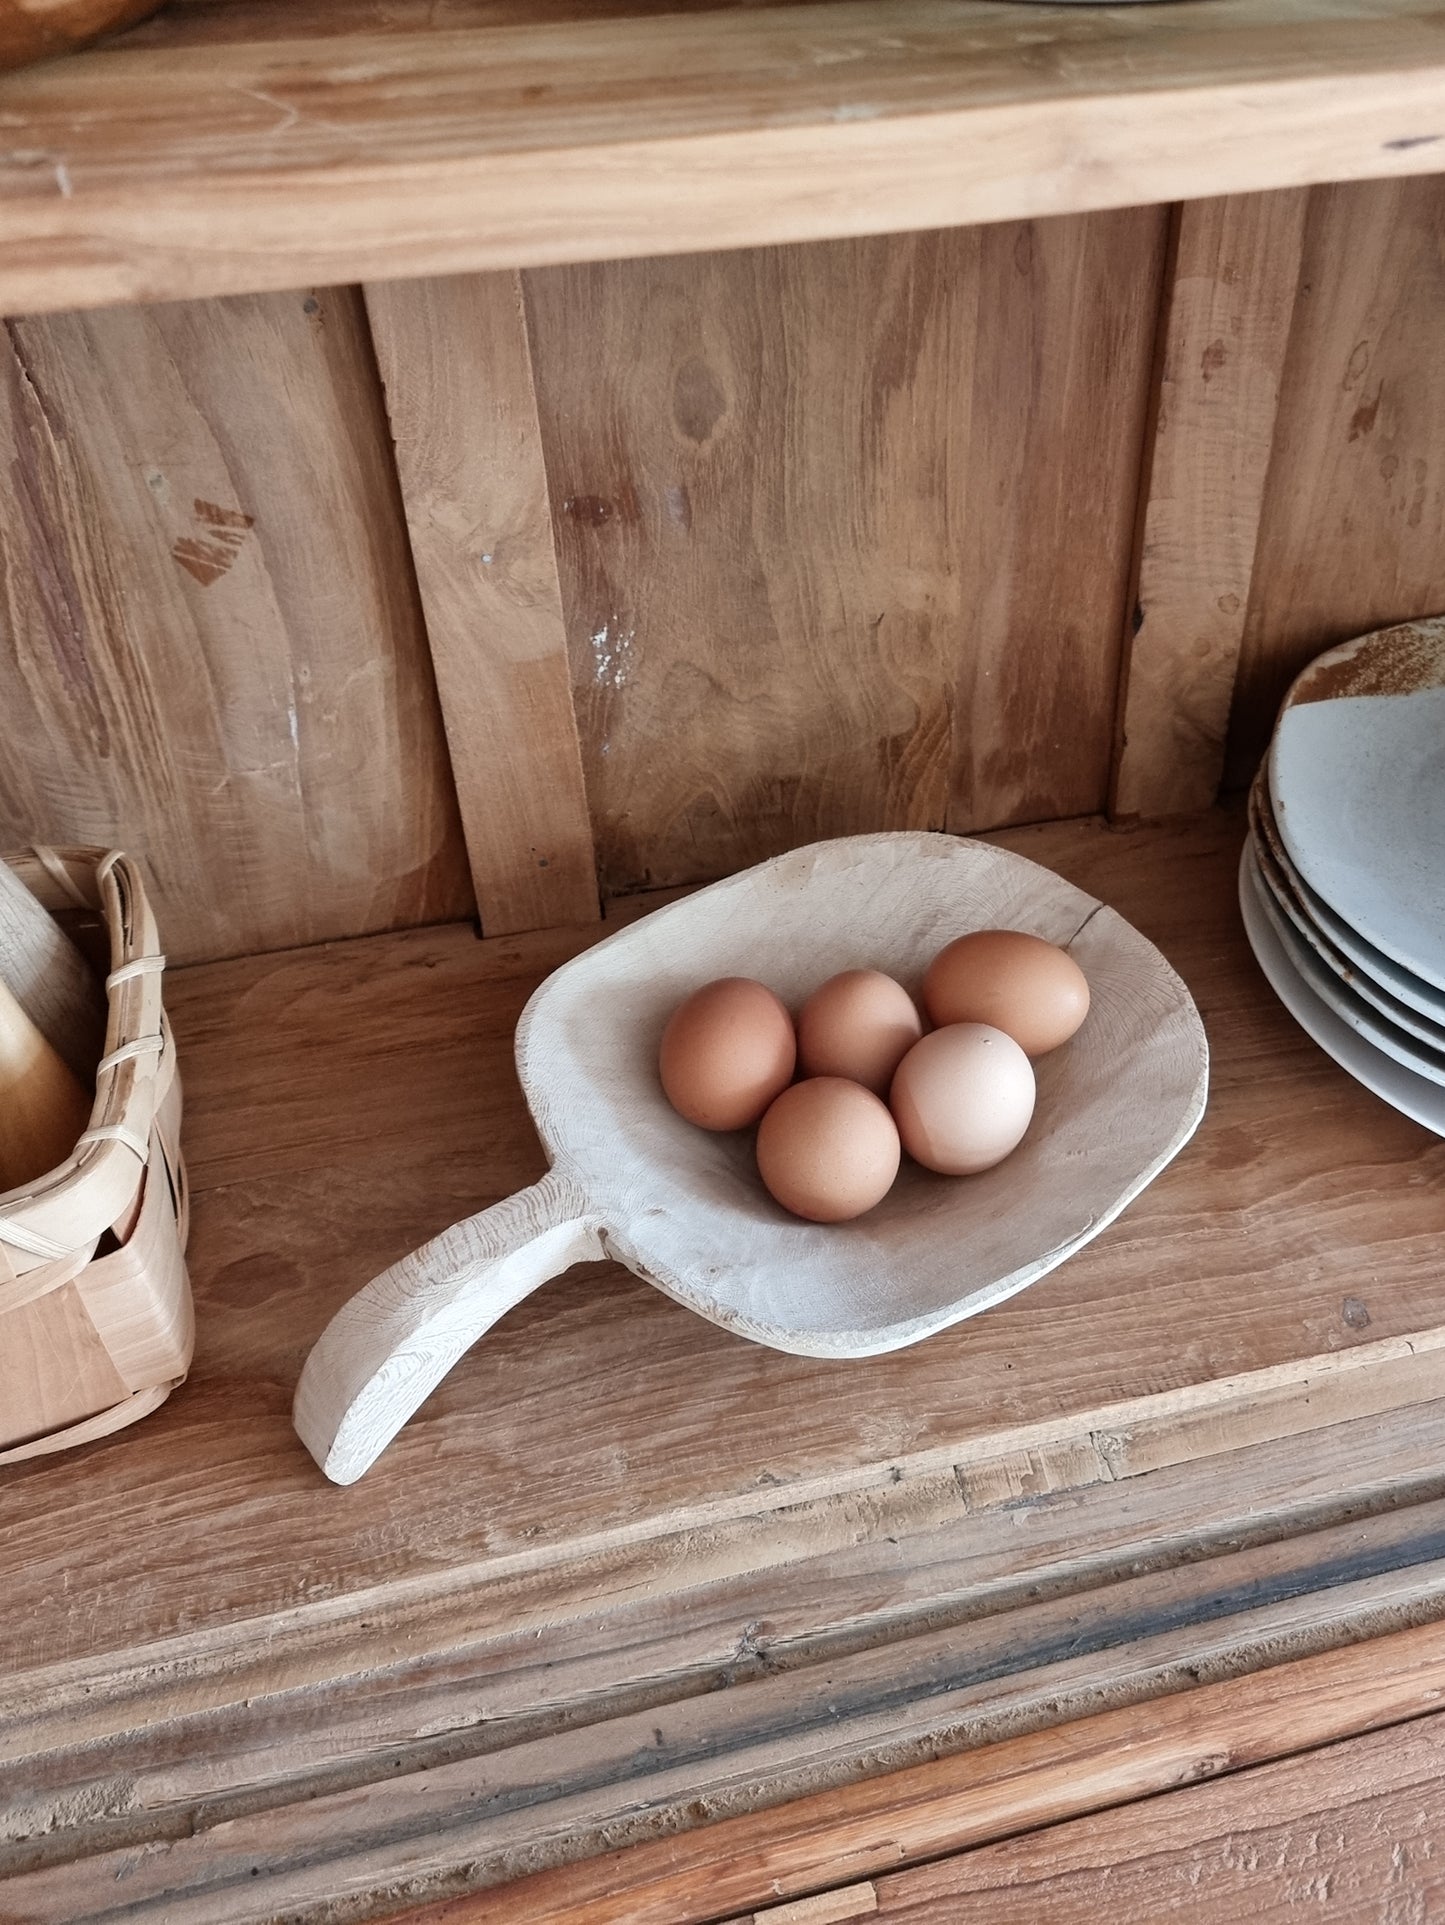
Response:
[525,214,1165,897]
[1116,173,1445,812]
[1,178,1442,960]
[0,288,471,963]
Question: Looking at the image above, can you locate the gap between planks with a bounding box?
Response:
[1111,190,1307,820]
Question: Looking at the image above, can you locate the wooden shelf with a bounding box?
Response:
[5,807,1445,1916]
[3,0,1445,314]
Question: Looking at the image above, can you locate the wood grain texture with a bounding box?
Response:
[1227,173,1445,783]
[946,213,1165,829]
[1113,190,1308,820]
[0,290,470,963]
[863,1707,1445,1922]
[14,1383,1445,1882]
[365,273,599,934]
[3,0,1445,312]
[479,1617,1445,1925]
[526,215,1163,893]
[13,1501,1445,1918]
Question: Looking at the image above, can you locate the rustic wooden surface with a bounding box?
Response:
[0,182,1439,955]
[835,1706,1445,1922]
[468,1616,1445,1925]
[4,809,1445,1916]
[528,215,1164,892]
[5,810,1441,1663]
[0,290,470,964]
[3,0,1445,313]
[942,216,1164,832]
[365,272,599,935]
[1228,172,1445,784]
[12,1415,1445,1916]
[1112,191,1307,821]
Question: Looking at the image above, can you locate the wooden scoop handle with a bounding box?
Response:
[293,1166,605,1485]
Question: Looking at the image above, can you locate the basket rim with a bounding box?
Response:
[0,846,171,1273]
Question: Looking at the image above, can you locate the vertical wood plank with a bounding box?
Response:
[525,234,960,895]
[365,273,599,934]
[946,210,1168,832]
[1226,174,1445,785]
[1112,191,1308,820]
[0,289,470,964]
[525,213,1165,899]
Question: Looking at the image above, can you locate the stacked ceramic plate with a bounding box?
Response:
[1240,614,1445,1136]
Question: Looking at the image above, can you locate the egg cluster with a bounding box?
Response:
[658,931,1090,1222]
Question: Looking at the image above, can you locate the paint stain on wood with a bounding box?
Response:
[172,497,255,586]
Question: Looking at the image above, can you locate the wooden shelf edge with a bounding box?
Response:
[3,0,1445,311]
[427,1612,1445,1925]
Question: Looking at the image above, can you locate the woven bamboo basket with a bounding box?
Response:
[0,848,192,1464]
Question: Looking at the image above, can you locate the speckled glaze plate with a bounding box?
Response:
[1250,774,1445,1024]
[1248,783,1445,1052]
[1239,846,1445,1137]
[1268,617,1445,994]
[1243,845,1445,1086]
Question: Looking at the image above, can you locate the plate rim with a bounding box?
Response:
[1267,616,1445,994]
[1243,844,1445,1085]
[1238,842,1445,1137]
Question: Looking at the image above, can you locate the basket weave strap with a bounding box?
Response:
[29,844,95,909]
[0,1216,72,1263]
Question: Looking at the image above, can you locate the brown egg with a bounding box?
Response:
[889,1023,1035,1175]
[796,970,924,1096]
[923,930,1090,1058]
[659,977,796,1131]
[756,1077,901,1222]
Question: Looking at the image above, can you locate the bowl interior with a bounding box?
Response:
[518,833,1208,1356]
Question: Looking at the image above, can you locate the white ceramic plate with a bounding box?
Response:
[1243,847,1445,1085]
[1269,617,1445,993]
[1250,773,1445,1024]
[1247,799,1445,1053]
[1239,845,1445,1136]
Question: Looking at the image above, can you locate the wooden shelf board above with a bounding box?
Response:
[3,0,1445,312]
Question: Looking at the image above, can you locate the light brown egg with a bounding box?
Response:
[796,969,924,1096]
[659,977,796,1131]
[756,1077,901,1222]
[889,1023,1035,1175]
[923,929,1090,1058]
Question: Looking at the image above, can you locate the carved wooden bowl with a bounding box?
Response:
[295,832,1209,1484]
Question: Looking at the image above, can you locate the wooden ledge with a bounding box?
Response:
[3,0,1445,312]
